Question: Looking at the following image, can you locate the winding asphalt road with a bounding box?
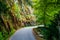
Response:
[10,25,44,40]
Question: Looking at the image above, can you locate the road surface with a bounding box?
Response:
[10,25,44,40]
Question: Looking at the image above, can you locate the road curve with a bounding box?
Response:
[10,25,44,40]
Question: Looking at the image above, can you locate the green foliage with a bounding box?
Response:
[12,2,21,19]
[0,0,60,40]
[0,1,10,14]
[0,1,14,40]
[33,0,60,25]
[0,0,35,40]
[33,2,60,40]
[0,32,3,40]
[25,0,32,6]
[38,12,60,40]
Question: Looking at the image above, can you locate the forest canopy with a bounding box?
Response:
[0,0,60,40]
